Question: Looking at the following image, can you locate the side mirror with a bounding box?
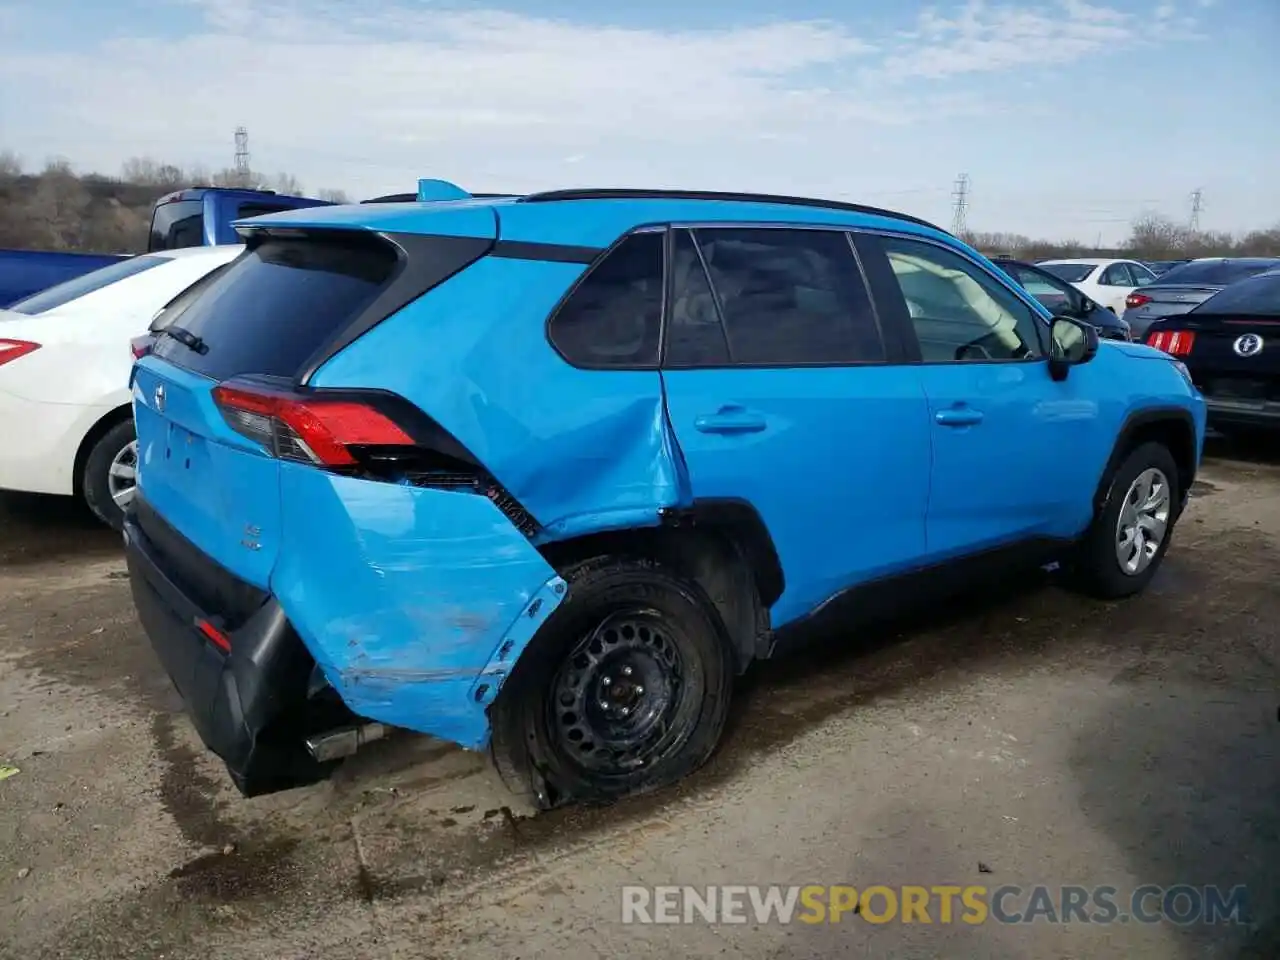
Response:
[1048,315,1100,381]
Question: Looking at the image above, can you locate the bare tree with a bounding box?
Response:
[317,187,351,203]
[0,151,21,178]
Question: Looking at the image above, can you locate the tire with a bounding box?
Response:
[489,557,733,810]
[81,419,137,532]
[1073,441,1181,599]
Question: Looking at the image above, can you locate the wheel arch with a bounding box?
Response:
[72,403,134,496]
[536,499,784,672]
[1093,406,1198,516]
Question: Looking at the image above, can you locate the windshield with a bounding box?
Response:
[1192,272,1280,316]
[8,256,167,315]
[1156,259,1280,286]
[149,200,205,251]
[1039,263,1095,283]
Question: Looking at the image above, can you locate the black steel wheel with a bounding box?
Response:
[490,558,733,809]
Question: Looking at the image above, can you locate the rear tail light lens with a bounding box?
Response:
[1146,329,1197,357]
[130,336,153,360]
[212,381,415,467]
[1125,293,1152,309]
[0,339,40,366]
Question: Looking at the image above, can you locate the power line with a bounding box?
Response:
[951,172,969,235]
[1189,187,1203,231]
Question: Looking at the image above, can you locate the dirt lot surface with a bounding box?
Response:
[1,437,1278,960]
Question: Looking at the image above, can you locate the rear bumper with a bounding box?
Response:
[1205,397,1280,430]
[124,504,344,795]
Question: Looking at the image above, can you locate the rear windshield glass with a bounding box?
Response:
[1039,263,1095,283]
[150,235,398,380]
[9,255,167,315]
[1192,272,1280,315]
[149,200,205,251]
[1156,259,1280,286]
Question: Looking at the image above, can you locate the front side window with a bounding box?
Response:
[880,236,1044,363]
[1005,264,1074,312]
[548,232,663,368]
[688,227,884,365]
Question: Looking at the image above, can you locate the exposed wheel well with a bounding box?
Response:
[1095,411,1198,514]
[72,404,133,497]
[537,507,781,673]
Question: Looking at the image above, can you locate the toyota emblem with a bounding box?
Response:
[153,384,166,412]
[1233,333,1264,358]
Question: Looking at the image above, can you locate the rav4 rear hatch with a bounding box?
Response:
[133,217,495,585]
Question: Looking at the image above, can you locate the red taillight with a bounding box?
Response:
[130,336,153,360]
[1125,293,1152,309]
[1146,329,1197,357]
[196,618,231,653]
[0,339,40,366]
[212,382,415,467]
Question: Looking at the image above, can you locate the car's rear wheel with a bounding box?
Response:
[1073,441,1181,599]
[490,558,733,809]
[81,419,137,532]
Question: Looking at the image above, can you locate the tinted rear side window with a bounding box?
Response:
[693,227,884,365]
[9,255,168,315]
[149,201,205,251]
[150,235,398,380]
[548,231,664,368]
[1157,259,1280,286]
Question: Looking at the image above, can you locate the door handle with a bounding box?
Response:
[935,406,984,427]
[694,406,767,434]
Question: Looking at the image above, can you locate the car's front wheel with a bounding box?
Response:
[1074,441,1181,599]
[490,557,733,809]
[81,419,138,532]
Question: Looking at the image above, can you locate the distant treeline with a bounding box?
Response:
[1,149,1277,261]
[0,151,349,255]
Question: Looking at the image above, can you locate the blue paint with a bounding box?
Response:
[271,466,564,748]
[310,255,685,534]
[131,356,283,590]
[661,365,931,627]
[416,178,473,202]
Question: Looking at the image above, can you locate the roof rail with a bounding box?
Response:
[517,188,948,234]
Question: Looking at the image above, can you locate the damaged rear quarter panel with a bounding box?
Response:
[308,255,685,536]
[271,463,565,749]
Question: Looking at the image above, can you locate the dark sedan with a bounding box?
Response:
[1123,257,1280,340]
[991,257,1130,340]
[1143,259,1190,277]
[1143,269,1280,433]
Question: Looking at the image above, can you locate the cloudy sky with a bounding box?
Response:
[1,0,1276,242]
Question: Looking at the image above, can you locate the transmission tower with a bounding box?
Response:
[1189,188,1203,231]
[234,126,251,187]
[951,173,970,235]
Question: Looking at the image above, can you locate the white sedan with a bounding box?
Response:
[0,246,242,530]
[1036,258,1158,314]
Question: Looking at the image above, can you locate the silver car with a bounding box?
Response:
[1124,257,1280,340]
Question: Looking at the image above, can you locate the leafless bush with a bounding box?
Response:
[0,154,351,254]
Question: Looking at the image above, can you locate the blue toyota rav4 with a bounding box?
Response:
[124,187,1206,808]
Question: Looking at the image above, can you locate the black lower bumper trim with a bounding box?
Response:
[1205,398,1280,430]
[124,509,351,796]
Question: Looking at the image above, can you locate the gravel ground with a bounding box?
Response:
[1,435,1277,960]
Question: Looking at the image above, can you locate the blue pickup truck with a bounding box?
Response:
[0,186,334,308]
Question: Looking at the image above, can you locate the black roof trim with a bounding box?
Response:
[517,188,949,234]
[361,191,516,205]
